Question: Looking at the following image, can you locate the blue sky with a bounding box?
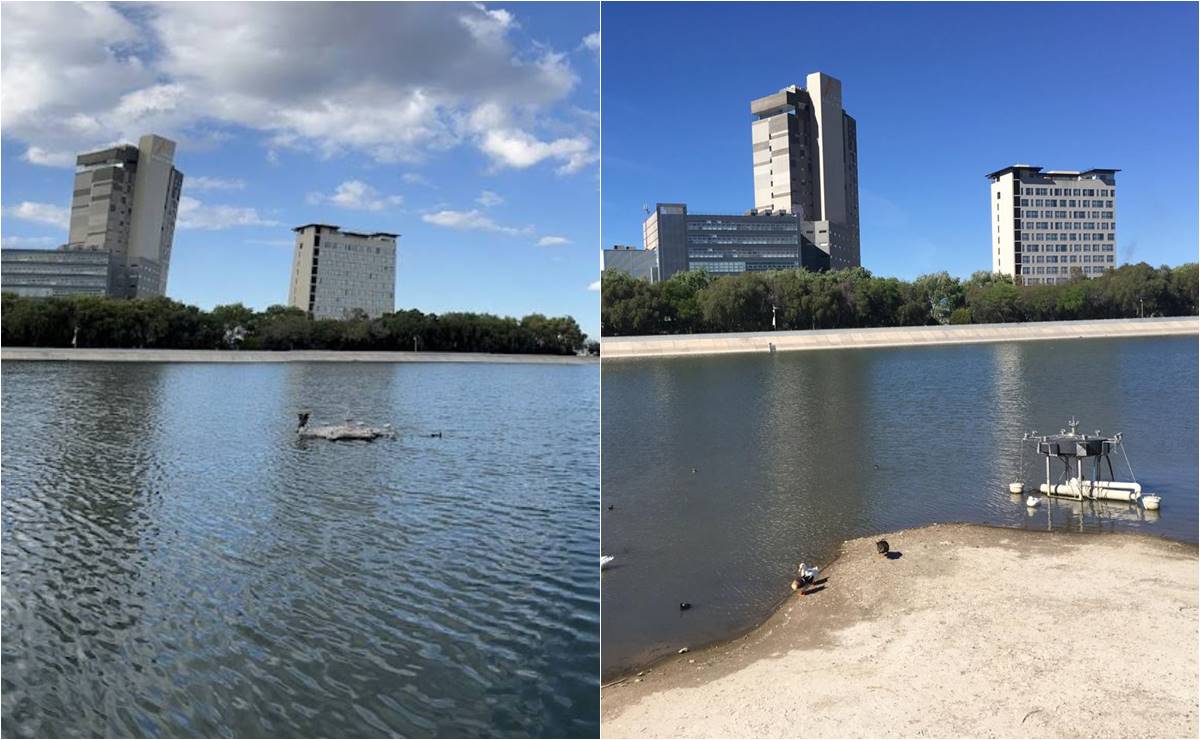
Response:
[602,1,1199,279]
[1,2,601,337]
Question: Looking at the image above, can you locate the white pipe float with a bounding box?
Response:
[1037,482,1141,502]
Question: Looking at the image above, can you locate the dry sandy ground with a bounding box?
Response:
[602,524,1198,738]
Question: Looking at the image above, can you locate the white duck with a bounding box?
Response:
[792,562,820,591]
[600,555,614,570]
[1025,495,1041,508]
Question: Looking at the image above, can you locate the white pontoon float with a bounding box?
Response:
[1014,417,1161,511]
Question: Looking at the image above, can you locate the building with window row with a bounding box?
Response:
[602,245,660,282]
[987,165,1117,286]
[1,248,114,297]
[640,203,829,280]
[68,134,184,298]
[288,224,397,319]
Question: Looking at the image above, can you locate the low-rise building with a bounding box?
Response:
[642,203,830,280]
[987,165,1118,286]
[603,245,660,282]
[288,224,397,319]
[1,247,114,297]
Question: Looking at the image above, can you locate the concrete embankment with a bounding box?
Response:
[602,316,1198,359]
[0,347,596,365]
[601,523,1199,738]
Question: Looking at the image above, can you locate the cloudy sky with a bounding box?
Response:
[1,2,601,335]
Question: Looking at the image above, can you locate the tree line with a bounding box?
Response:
[601,263,1198,336]
[1,294,592,356]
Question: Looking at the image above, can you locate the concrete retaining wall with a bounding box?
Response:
[1,347,596,365]
[602,317,1198,359]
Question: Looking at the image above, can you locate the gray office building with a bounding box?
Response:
[288,224,398,319]
[1,247,114,297]
[750,72,860,267]
[67,134,184,297]
[602,245,660,282]
[642,203,829,280]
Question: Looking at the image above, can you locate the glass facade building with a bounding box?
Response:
[1,248,114,297]
[642,203,829,280]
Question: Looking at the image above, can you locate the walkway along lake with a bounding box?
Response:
[600,334,1198,679]
[1,361,599,737]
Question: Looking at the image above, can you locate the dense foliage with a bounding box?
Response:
[0,294,589,355]
[601,263,1198,336]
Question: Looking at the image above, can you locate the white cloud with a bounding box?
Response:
[187,176,246,191]
[476,190,504,207]
[4,201,69,229]
[24,146,76,167]
[177,196,278,230]
[1,235,59,248]
[403,172,434,187]
[307,180,403,211]
[246,238,295,247]
[478,127,596,174]
[582,31,600,53]
[587,280,601,292]
[0,3,592,172]
[422,209,530,236]
[537,235,571,246]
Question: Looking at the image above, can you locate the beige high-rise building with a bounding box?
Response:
[67,134,183,297]
[986,166,1118,286]
[750,72,860,268]
[288,224,397,319]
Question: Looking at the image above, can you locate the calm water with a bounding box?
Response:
[1,361,599,738]
[601,335,1198,679]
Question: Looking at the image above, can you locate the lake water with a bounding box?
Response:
[1,361,599,738]
[600,335,1198,679]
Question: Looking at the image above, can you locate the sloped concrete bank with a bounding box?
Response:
[602,316,1198,359]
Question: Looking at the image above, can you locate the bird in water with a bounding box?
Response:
[690,467,697,474]
[430,432,443,438]
[876,539,890,557]
[679,602,692,611]
[1025,495,1041,508]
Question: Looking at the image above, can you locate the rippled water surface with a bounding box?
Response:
[601,336,1198,679]
[2,361,599,737]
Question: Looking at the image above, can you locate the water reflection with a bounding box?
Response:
[601,336,1197,678]
[2,361,599,738]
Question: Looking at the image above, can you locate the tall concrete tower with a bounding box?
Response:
[67,134,184,297]
[750,72,860,269]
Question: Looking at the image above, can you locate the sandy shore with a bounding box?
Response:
[602,524,1198,738]
[602,317,1199,359]
[1,347,596,365]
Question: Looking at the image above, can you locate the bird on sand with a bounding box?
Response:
[876,539,890,557]
[792,562,820,592]
[601,555,614,570]
[607,504,614,511]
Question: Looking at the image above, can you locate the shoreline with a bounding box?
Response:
[0,347,598,365]
[601,316,1199,359]
[601,522,1198,738]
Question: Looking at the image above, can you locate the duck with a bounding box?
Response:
[1025,495,1041,508]
[796,562,820,584]
[679,602,692,611]
[601,555,614,570]
[876,539,890,557]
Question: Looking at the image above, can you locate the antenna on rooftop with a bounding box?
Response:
[642,203,651,215]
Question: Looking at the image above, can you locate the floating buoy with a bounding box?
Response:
[1025,495,1041,508]
[1009,481,1024,494]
